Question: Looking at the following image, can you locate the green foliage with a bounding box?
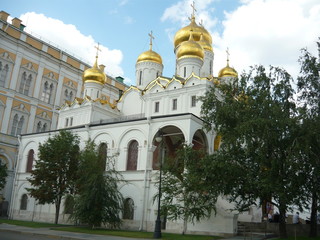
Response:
[296,40,320,237]
[159,144,218,234]
[200,65,303,238]
[0,160,7,191]
[71,140,123,229]
[27,130,80,224]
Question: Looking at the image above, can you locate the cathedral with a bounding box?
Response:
[1,6,262,236]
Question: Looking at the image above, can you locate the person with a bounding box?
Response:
[293,212,300,224]
[268,211,273,222]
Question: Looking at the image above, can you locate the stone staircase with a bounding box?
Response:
[237,222,277,240]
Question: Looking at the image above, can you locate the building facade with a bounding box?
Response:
[4,8,260,236]
[0,10,127,216]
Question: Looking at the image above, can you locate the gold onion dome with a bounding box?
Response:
[137,49,162,65]
[177,31,204,60]
[198,33,213,52]
[83,56,106,84]
[174,16,212,49]
[218,62,238,78]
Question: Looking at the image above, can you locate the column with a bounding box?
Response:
[1,97,13,134]
[9,53,23,90]
[33,63,45,99]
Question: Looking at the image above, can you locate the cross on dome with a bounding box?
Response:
[148,31,154,50]
[188,1,197,22]
[226,47,230,65]
[94,43,101,58]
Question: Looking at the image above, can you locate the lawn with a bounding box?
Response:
[0,219,65,228]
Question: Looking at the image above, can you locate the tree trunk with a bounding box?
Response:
[182,217,187,235]
[55,197,61,224]
[309,192,318,237]
[278,203,287,238]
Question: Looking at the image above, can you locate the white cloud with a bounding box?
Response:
[215,0,320,78]
[19,12,124,78]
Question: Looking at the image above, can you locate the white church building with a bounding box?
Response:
[8,10,260,236]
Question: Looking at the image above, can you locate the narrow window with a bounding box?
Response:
[24,74,32,95]
[184,67,186,77]
[19,72,27,93]
[42,123,47,132]
[155,101,160,113]
[36,121,42,133]
[127,140,138,170]
[98,143,107,171]
[17,116,24,135]
[65,118,69,127]
[191,95,196,107]
[209,60,213,75]
[139,70,142,85]
[20,194,28,210]
[0,63,9,87]
[26,149,34,172]
[70,117,73,127]
[123,198,134,220]
[11,114,19,135]
[172,98,177,110]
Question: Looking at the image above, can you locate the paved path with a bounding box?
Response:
[0,223,153,240]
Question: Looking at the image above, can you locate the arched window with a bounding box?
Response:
[42,123,47,132]
[69,91,73,101]
[26,149,34,172]
[17,116,24,135]
[19,72,27,93]
[139,70,142,85]
[126,140,138,170]
[123,198,134,220]
[98,143,107,171]
[0,62,9,87]
[11,114,19,135]
[20,194,28,210]
[41,81,51,103]
[24,74,32,95]
[36,121,42,133]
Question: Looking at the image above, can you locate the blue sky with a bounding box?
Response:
[2,0,320,85]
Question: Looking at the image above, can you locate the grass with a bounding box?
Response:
[0,219,219,239]
[275,238,320,240]
[52,226,219,240]
[0,219,65,228]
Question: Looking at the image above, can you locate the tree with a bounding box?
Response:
[0,160,7,191]
[27,130,80,224]
[158,144,218,235]
[71,140,123,229]
[200,65,304,238]
[297,40,320,237]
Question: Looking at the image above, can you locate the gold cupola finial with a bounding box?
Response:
[189,0,197,22]
[137,31,163,64]
[82,43,106,84]
[218,48,238,78]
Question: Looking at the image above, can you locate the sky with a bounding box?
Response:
[2,0,320,86]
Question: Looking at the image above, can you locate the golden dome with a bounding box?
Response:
[218,62,238,78]
[83,57,106,84]
[198,33,213,52]
[137,49,162,64]
[174,16,212,49]
[176,31,204,60]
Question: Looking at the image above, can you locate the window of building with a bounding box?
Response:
[42,123,47,132]
[155,101,160,113]
[11,114,25,136]
[0,62,9,87]
[70,117,73,127]
[65,118,69,127]
[123,198,134,220]
[36,121,42,133]
[20,194,28,210]
[184,67,186,77]
[209,60,213,75]
[19,72,32,95]
[41,81,54,104]
[139,71,142,85]
[98,143,107,171]
[191,95,197,107]
[26,149,34,172]
[172,98,177,110]
[127,140,138,171]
